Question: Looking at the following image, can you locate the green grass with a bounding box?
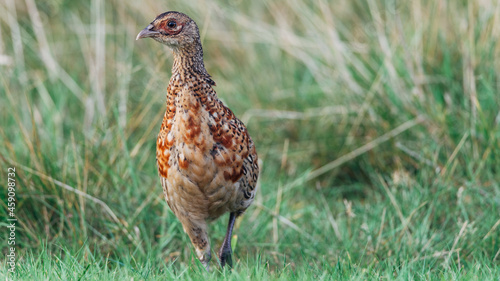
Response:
[1,0,499,280]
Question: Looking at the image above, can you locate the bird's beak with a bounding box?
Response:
[136,24,160,40]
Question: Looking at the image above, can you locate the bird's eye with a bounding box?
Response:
[167,21,177,28]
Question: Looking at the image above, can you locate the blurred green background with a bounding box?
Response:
[0,0,499,280]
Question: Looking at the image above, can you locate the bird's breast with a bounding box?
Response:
[157,84,220,185]
[156,79,255,218]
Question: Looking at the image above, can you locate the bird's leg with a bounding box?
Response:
[218,212,237,268]
[182,219,211,271]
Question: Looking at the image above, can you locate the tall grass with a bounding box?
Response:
[0,0,499,280]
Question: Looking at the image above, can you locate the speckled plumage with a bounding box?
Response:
[137,11,259,269]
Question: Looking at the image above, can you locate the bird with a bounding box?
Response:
[136,11,259,270]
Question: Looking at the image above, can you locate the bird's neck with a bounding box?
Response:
[171,40,210,81]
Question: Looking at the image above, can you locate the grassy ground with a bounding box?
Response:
[1,0,499,280]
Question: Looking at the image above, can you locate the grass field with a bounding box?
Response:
[1,0,500,280]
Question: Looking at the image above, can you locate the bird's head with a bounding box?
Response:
[136,11,200,49]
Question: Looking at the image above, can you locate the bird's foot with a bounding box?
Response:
[218,246,233,268]
[198,249,211,271]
